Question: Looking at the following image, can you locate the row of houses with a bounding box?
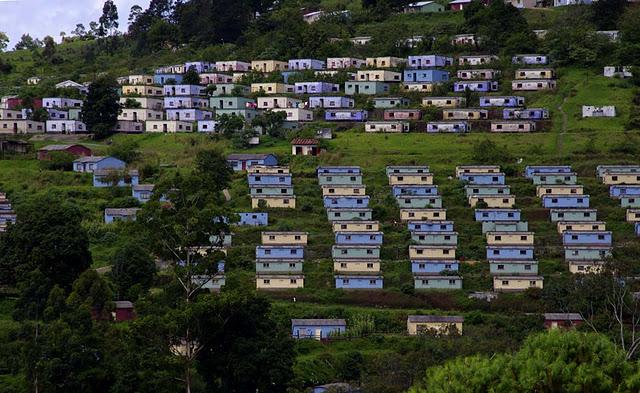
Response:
[319,166,385,289]
[596,165,640,238]
[390,166,463,290]
[248,164,296,209]
[526,165,610,274]
[458,165,543,291]
[256,231,307,290]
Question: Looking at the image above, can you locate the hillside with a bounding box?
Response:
[0,0,640,392]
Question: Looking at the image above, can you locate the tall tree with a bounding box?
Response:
[14,34,41,50]
[99,0,120,37]
[182,66,201,85]
[82,75,121,139]
[110,241,157,300]
[41,36,56,63]
[0,32,8,51]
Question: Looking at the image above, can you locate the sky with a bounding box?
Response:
[0,0,151,47]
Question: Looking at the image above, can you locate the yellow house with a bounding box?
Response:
[261,231,308,245]
[602,173,640,185]
[365,56,406,68]
[127,74,155,85]
[251,196,296,209]
[409,245,456,260]
[557,221,606,234]
[332,221,380,232]
[118,108,163,122]
[248,166,290,175]
[121,85,163,96]
[486,232,534,246]
[322,185,366,196]
[442,109,488,120]
[468,195,515,208]
[402,83,435,93]
[400,208,446,221]
[569,261,604,274]
[493,276,543,292]
[251,60,289,73]
[250,83,294,95]
[407,315,463,336]
[356,70,402,82]
[333,260,381,273]
[627,209,640,222]
[388,173,433,186]
[455,165,501,177]
[256,274,304,289]
[536,185,583,197]
[422,97,466,108]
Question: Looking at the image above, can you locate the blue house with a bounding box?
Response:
[565,246,612,261]
[317,166,361,175]
[93,169,139,188]
[289,58,326,70]
[525,165,573,178]
[411,231,458,245]
[335,275,383,289]
[475,209,522,222]
[392,185,439,197]
[248,173,292,186]
[256,246,304,260]
[403,69,450,83]
[412,260,459,274]
[104,208,140,224]
[325,110,368,121]
[503,108,549,120]
[396,196,442,208]
[309,96,354,109]
[327,208,373,221]
[132,184,154,203]
[294,82,339,94]
[550,209,597,222]
[542,195,590,208]
[73,156,125,173]
[407,55,454,68]
[486,246,534,260]
[563,231,612,246]
[227,153,278,172]
[479,96,525,107]
[490,260,538,275]
[323,196,370,209]
[610,185,640,198]
[154,74,184,85]
[334,232,384,245]
[291,319,346,339]
[454,81,499,92]
[238,212,268,226]
[408,221,454,232]
[459,173,505,185]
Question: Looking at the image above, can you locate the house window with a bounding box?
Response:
[529,281,536,286]
[340,263,347,268]
[422,280,429,285]
[265,249,271,255]
[290,279,297,284]
[263,279,270,285]
[448,279,456,285]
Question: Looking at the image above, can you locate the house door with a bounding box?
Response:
[296,147,303,155]
[62,123,67,134]
[12,123,17,134]
[242,161,247,171]
[315,329,322,340]
[163,124,168,133]
[133,112,138,122]
[311,147,318,156]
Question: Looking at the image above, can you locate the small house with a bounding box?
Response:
[474,209,521,222]
[512,80,557,91]
[238,212,268,226]
[335,275,383,289]
[309,96,354,109]
[459,172,505,185]
[288,58,326,70]
[37,144,91,160]
[604,66,632,78]
[215,60,251,72]
[468,194,515,208]
[543,313,584,329]
[291,138,319,156]
[411,231,457,245]
[332,220,380,232]
[251,196,296,208]
[291,319,346,340]
[542,195,590,209]
[372,97,410,109]
[386,165,430,175]
[512,54,548,65]
[294,82,340,94]
[45,120,86,133]
[457,69,500,80]
[562,231,612,246]
[104,208,140,224]
[322,185,366,196]
[365,121,410,133]
[251,60,289,73]
[403,69,449,83]
[250,83,294,95]
[486,232,534,246]
[480,96,525,107]
[384,109,422,121]
[465,185,510,196]
[199,73,234,85]
[407,315,463,335]
[208,83,250,97]
[493,276,543,291]
[164,96,209,109]
[332,245,380,259]
[344,81,390,95]
[256,245,304,260]
[256,260,303,274]
[397,196,442,208]
[325,110,368,121]
[335,232,384,245]
[407,220,454,232]
[326,208,373,221]
[256,274,304,289]
[404,1,445,12]
[365,56,406,68]
[557,221,606,234]
[569,261,604,274]
[357,70,402,82]
[597,165,640,178]
[120,85,163,96]
[503,108,549,120]
[392,185,439,197]
[550,209,597,222]
[118,108,163,122]
[166,109,213,121]
[256,96,302,109]
[486,245,534,260]
[536,185,583,197]
[93,169,139,188]
[113,301,136,322]
[610,185,640,198]
[407,55,454,68]
[564,246,612,261]
[451,34,477,46]
[249,186,294,197]
[582,106,616,118]
[515,69,555,80]
[334,259,381,273]
[457,55,498,66]
[442,109,488,120]
[456,165,501,176]
[454,80,499,92]
[422,97,466,108]
[324,196,370,209]
[414,275,463,290]
[210,97,256,110]
[482,221,529,233]
[248,174,291,186]
[489,260,538,275]
[153,74,184,85]
[73,156,125,173]
[132,184,155,203]
[449,0,473,10]
[412,260,459,273]
[163,84,206,97]
[491,121,536,133]
[531,172,577,185]
[409,245,456,260]
[525,165,573,178]
[227,153,278,172]
[389,172,433,185]
[145,121,194,133]
[326,57,366,69]
[400,208,447,221]
[318,173,363,185]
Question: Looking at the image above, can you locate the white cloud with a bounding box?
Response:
[0,0,151,47]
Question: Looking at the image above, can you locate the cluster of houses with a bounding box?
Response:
[0,96,86,134]
[0,192,17,232]
[390,166,462,290]
[319,166,384,289]
[248,164,296,209]
[256,231,307,289]
[460,165,543,291]
[597,165,640,238]
[528,165,610,274]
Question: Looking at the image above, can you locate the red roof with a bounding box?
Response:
[291,138,319,146]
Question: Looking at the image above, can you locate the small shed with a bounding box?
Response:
[543,313,584,329]
[113,301,136,322]
[407,315,464,335]
[291,138,319,156]
[291,319,347,340]
[38,144,92,160]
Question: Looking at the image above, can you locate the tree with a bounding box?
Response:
[82,75,121,139]
[41,36,56,63]
[471,139,513,164]
[110,241,156,299]
[182,66,201,85]
[591,0,627,30]
[67,270,113,319]
[251,110,287,137]
[14,34,42,51]
[216,113,245,137]
[463,0,533,53]
[410,331,640,393]
[99,0,120,37]
[108,140,141,163]
[128,5,144,26]
[72,24,87,39]
[193,149,234,194]
[617,6,640,65]
[0,32,8,51]
[0,195,92,290]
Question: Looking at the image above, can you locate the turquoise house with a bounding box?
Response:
[344,81,390,95]
[332,245,380,259]
[550,209,597,222]
[465,185,511,197]
[250,186,295,196]
[411,232,458,246]
[564,246,612,261]
[327,208,373,221]
[318,174,363,186]
[396,196,442,208]
[490,260,538,275]
[256,260,303,273]
[621,196,640,208]
[482,221,529,233]
[531,172,577,185]
[386,166,430,176]
[414,275,463,290]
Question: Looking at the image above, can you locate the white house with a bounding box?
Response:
[604,66,632,78]
[271,108,314,122]
[43,98,83,109]
[46,120,87,133]
[55,80,88,94]
[582,106,616,118]
[146,121,194,133]
[365,121,410,133]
